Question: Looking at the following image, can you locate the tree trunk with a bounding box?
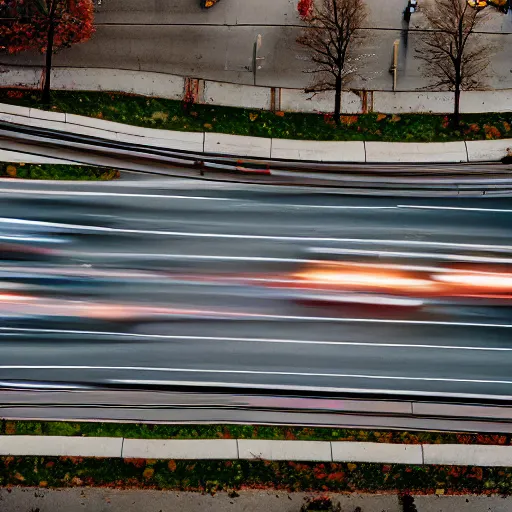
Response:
[453,84,461,128]
[334,75,342,123]
[42,19,55,104]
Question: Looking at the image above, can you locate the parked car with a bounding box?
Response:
[467,0,488,9]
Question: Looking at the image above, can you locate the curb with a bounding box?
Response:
[2,437,512,466]
[1,103,511,164]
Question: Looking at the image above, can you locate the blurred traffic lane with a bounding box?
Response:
[2,322,512,398]
[0,178,511,400]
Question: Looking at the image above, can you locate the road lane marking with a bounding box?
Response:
[1,365,512,386]
[308,247,512,264]
[0,310,511,327]
[66,252,311,263]
[0,188,397,209]
[400,205,512,213]
[0,327,510,351]
[0,217,511,250]
[0,189,233,201]
[4,188,510,213]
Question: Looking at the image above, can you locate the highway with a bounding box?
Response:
[0,176,511,404]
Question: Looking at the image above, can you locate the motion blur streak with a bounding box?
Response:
[0,178,512,400]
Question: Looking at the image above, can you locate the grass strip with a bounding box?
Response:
[0,162,121,180]
[2,420,511,446]
[1,88,512,143]
[1,457,511,494]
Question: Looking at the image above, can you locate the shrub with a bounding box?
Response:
[0,163,121,180]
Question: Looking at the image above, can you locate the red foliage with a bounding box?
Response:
[284,429,296,440]
[222,428,233,439]
[469,467,484,481]
[297,0,313,20]
[6,90,24,99]
[448,467,460,478]
[323,113,335,126]
[125,458,146,469]
[0,0,94,55]
[327,471,345,481]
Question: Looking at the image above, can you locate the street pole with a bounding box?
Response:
[390,39,399,91]
[252,34,263,86]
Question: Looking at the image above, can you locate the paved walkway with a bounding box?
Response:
[0,489,511,512]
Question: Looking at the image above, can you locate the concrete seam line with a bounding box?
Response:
[236,439,240,460]
[464,140,470,163]
[121,437,125,458]
[330,441,334,462]
[363,140,367,164]
[421,444,425,465]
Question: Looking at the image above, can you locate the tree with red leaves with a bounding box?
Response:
[0,0,95,103]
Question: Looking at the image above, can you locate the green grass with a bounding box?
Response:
[0,162,121,180]
[2,420,511,446]
[1,88,511,143]
[1,457,511,494]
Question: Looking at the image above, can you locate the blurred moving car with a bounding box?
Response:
[252,248,512,309]
[467,0,487,9]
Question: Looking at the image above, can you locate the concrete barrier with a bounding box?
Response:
[331,442,423,464]
[204,82,271,110]
[2,103,512,165]
[373,92,453,114]
[0,149,76,165]
[237,440,332,461]
[29,108,66,123]
[465,139,512,163]
[461,90,512,114]
[0,436,122,457]
[423,444,512,467]
[280,89,362,114]
[1,66,511,115]
[271,139,365,162]
[54,68,185,101]
[122,439,238,460]
[204,132,271,158]
[0,66,41,88]
[0,103,31,117]
[365,141,468,163]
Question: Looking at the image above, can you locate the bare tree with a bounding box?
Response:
[416,0,493,126]
[297,0,368,120]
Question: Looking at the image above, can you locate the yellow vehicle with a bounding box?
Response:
[467,0,488,8]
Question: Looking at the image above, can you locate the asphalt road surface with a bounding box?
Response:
[0,177,512,400]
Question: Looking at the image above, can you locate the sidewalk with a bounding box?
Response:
[1,102,511,164]
[2,488,511,512]
[2,436,512,466]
